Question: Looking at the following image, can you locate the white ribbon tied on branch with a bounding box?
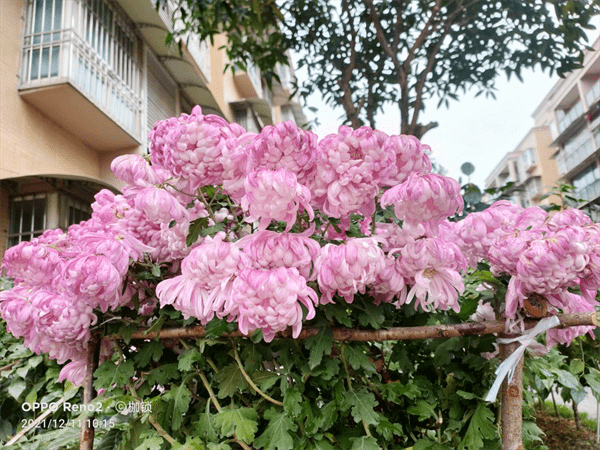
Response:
[484,316,561,402]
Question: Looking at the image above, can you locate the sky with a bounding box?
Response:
[296,21,600,190]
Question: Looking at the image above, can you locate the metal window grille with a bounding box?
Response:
[7,195,47,248]
[20,0,142,140]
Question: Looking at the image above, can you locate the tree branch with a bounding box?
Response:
[109,313,599,342]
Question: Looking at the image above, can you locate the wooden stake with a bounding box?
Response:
[500,337,524,450]
[80,334,101,450]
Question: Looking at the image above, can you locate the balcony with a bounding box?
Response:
[233,60,263,99]
[18,0,143,151]
[555,132,596,176]
[586,78,600,109]
[577,178,600,203]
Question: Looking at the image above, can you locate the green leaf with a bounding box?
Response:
[164,382,192,430]
[134,436,164,450]
[407,399,437,421]
[254,408,297,450]
[344,344,376,375]
[458,403,497,450]
[283,387,303,419]
[95,428,123,450]
[215,364,249,398]
[194,402,219,442]
[306,401,338,434]
[456,390,478,400]
[341,387,379,426]
[570,359,585,375]
[146,363,179,385]
[251,371,280,391]
[200,223,226,238]
[8,379,27,400]
[94,360,135,390]
[350,436,380,450]
[134,340,163,367]
[178,348,202,371]
[187,217,209,246]
[204,318,237,338]
[305,328,333,369]
[584,369,600,401]
[214,407,258,444]
[143,316,166,336]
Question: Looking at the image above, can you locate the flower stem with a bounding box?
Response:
[232,341,284,406]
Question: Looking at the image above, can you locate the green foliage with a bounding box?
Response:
[163,0,599,135]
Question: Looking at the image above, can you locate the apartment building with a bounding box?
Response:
[532,36,600,217]
[484,126,560,207]
[0,0,306,257]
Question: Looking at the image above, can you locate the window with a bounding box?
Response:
[21,0,63,82]
[63,195,92,227]
[7,195,47,247]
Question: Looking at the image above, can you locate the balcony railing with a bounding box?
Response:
[557,100,584,134]
[19,0,143,142]
[577,178,600,202]
[555,133,596,176]
[586,79,600,109]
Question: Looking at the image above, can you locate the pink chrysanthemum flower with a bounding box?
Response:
[369,254,407,304]
[546,208,592,230]
[59,358,88,386]
[0,285,37,340]
[241,168,313,231]
[133,186,188,224]
[2,241,62,287]
[381,135,432,186]
[487,229,544,276]
[247,121,319,188]
[237,230,321,280]
[515,227,588,295]
[156,234,248,323]
[148,106,241,187]
[311,126,394,218]
[546,293,596,348]
[315,237,385,304]
[221,131,255,201]
[224,267,318,342]
[59,255,123,312]
[380,173,463,222]
[111,154,164,185]
[396,238,467,313]
[452,201,524,267]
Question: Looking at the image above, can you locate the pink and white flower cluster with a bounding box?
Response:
[1,106,596,385]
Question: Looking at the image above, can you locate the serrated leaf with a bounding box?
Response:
[146,363,179,385]
[407,399,437,421]
[251,371,280,391]
[356,304,385,329]
[570,359,585,375]
[305,328,333,369]
[344,344,376,375]
[341,387,379,426]
[95,428,123,450]
[457,403,497,450]
[165,382,192,430]
[178,348,202,371]
[254,408,297,450]
[306,401,338,434]
[375,417,404,440]
[134,340,163,367]
[134,436,164,450]
[94,360,135,390]
[350,436,380,450]
[204,317,237,338]
[200,223,226,237]
[215,364,249,398]
[214,407,258,444]
[283,387,303,419]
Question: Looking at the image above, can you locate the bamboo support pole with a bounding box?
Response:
[80,333,101,450]
[499,337,524,450]
[105,312,598,342]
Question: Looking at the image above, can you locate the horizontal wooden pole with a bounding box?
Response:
[105,312,598,342]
